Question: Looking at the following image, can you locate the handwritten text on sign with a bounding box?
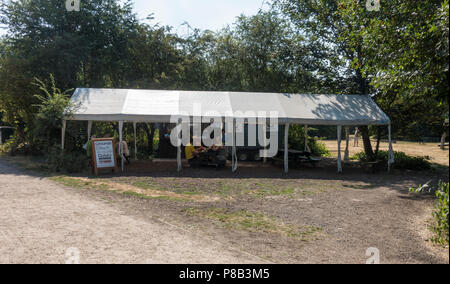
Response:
[94,140,116,168]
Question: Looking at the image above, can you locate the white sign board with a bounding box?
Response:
[94,140,116,168]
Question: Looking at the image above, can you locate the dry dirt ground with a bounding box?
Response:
[324,139,449,167]
[0,148,448,264]
[0,159,267,264]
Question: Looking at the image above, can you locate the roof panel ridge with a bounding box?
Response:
[121,89,131,115]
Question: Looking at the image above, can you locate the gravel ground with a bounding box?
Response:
[0,159,267,264]
[0,156,448,264]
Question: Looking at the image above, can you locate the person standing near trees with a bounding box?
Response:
[353,127,360,147]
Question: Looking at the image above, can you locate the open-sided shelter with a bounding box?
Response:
[63,88,394,173]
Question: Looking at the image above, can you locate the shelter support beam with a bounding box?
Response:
[177,119,182,173]
[119,121,124,172]
[284,123,290,173]
[87,121,93,141]
[232,119,238,172]
[177,144,181,172]
[304,125,311,152]
[263,122,267,164]
[337,125,342,173]
[133,122,137,160]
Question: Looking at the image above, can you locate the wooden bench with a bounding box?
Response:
[272,150,321,168]
[361,160,385,173]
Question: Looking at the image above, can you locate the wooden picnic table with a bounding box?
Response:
[274,150,321,167]
[197,149,227,168]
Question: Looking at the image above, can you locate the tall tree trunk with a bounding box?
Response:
[355,51,375,161]
[158,123,167,158]
[441,131,447,150]
[360,126,374,160]
[143,123,154,155]
[375,126,382,156]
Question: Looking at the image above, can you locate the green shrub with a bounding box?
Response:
[309,139,331,157]
[0,139,13,154]
[410,182,449,246]
[351,150,431,170]
[47,146,88,173]
[288,125,331,157]
[32,75,73,153]
[434,182,449,245]
[0,135,41,156]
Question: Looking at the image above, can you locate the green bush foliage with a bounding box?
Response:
[32,75,73,153]
[351,150,431,171]
[309,139,331,158]
[434,182,450,246]
[47,146,88,173]
[0,134,39,156]
[288,125,331,157]
[410,181,449,246]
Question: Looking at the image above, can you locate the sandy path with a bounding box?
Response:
[0,159,266,264]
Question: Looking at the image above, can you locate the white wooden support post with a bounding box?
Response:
[119,121,124,172]
[337,125,342,173]
[304,125,311,152]
[284,123,290,173]
[344,126,350,161]
[177,143,181,172]
[87,120,93,142]
[263,122,267,164]
[231,119,235,172]
[61,120,67,150]
[177,119,182,173]
[133,122,137,160]
[232,119,238,172]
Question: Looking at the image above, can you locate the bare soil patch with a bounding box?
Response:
[324,139,449,167]
[48,163,449,263]
[1,142,448,263]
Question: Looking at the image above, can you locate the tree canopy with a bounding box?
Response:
[0,0,448,156]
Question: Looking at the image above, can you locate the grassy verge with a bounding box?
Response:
[183,207,323,241]
[49,176,110,191]
[0,155,50,173]
[126,178,322,199]
[49,175,213,203]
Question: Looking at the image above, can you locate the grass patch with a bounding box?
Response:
[50,176,197,202]
[183,207,322,240]
[122,191,147,198]
[123,191,191,202]
[132,180,203,196]
[50,176,92,189]
[49,176,110,191]
[410,181,449,246]
[133,181,154,190]
[251,187,296,197]
[215,180,301,198]
[122,178,322,199]
[1,155,50,173]
[351,151,432,171]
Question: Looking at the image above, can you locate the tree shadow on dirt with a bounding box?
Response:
[1,156,447,197]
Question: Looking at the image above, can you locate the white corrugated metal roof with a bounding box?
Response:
[67,88,390,125]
